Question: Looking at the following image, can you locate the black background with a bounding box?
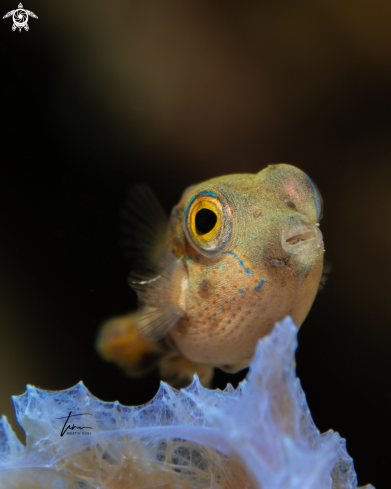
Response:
[0,1,390,487]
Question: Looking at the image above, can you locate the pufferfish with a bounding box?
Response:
[97,164,325,387]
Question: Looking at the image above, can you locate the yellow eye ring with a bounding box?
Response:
[184,191,232,255]
[190,199,220,239]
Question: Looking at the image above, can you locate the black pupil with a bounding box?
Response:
[195,208,217,235]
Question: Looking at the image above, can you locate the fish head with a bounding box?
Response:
[168,164,324,368]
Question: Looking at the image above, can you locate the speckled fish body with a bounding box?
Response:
[98,164,324,385]
[167,164,323,370]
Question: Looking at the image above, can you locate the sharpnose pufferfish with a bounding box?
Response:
[97,164,325,387]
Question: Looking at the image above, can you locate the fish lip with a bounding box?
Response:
[281,223,322,252]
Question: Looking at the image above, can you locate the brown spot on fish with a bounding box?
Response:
[198,279,213,298]
[200,279,210,291]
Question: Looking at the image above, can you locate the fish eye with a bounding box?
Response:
[184,191,232,255]
[195,208,217,234]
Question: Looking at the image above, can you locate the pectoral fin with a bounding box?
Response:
[120,185,184,341]
[120,184,169,276]
[136,304,183,342]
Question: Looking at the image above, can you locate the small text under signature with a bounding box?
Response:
[55,411,93,436]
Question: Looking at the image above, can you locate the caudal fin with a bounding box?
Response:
[96,312,168,377]
[96,312,214,387]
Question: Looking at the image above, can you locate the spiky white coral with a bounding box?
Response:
[0,317,374,489]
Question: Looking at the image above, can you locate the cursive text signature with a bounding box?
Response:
[55,411,93,436]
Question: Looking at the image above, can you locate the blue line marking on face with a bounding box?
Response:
[201,191,218,198]
[184,191,220,227]
[238,289,246,295]
[223,251,253,275]
[254,278,266,291]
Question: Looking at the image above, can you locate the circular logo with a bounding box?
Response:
[12,8,28,30]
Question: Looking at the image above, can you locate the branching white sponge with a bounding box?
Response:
[0,317,374,489]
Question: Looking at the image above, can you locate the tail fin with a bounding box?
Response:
[96,312,167,377]
[96,312,214,387]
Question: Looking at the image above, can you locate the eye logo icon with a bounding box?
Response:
[3,3,38,32]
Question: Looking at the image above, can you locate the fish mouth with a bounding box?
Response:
[282,223,322,253]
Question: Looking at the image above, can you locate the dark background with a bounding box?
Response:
[0,1,390,487]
